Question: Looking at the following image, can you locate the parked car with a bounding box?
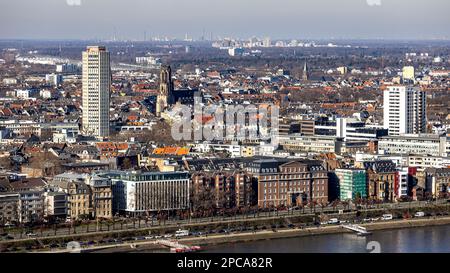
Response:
[414,211,425,218]
[175,229,190,237]
[328,218,340,225]
[382,214,393,221]
[26,232,37,237]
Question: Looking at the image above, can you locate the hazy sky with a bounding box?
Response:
[1,0,450,40]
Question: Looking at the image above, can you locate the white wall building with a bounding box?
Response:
[103,171,190,214]
[82,46,111,137]
[383,86,426,136]
[378,134,449,157]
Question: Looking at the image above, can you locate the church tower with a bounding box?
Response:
[156,65,174,116]
[302,62,309,81]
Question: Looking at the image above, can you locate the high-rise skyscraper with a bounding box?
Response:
[156,65,174,116]
[383,85,426,136]
[82,46,111,137]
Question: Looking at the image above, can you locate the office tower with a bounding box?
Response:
[383,85,426,136]
[82,46,111,137]
[156,65,174,116]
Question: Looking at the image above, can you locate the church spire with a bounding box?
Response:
[302,61,309,81]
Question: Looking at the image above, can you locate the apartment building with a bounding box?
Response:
[383,85,426,136]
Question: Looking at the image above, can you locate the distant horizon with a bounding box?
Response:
[1,37,450,43]
[1,0,450,41]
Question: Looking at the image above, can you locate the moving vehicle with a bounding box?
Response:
[414,211,425,218]
[175,229,189,237]
[328,218,340,224]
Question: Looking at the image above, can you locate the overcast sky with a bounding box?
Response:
[1,0,450,40]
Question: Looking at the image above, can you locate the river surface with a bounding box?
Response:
[203,225,450,253]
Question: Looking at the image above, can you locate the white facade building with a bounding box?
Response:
[378,134,449,157]
[383,86,426,136]
[82,46,111,137]
[45,73,63,86]
[103,171,190,214]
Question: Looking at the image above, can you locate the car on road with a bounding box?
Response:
[163,234,173,238]
[382,214,393,221]
[414,212,425,218]
[26,232,37,237]
[328,218,340,225]
[175,229,190,237]
[144,236,154,240]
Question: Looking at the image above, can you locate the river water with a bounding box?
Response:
[204,225,450,253]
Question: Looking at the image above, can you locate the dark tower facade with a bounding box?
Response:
[156,65,174,116]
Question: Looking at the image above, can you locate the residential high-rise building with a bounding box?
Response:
[383,85,426,136]
[82,46,111,137]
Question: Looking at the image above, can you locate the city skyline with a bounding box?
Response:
[1,0,450,40]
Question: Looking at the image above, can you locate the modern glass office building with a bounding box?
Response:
[335,169,367,200]
[99,171,190,215]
